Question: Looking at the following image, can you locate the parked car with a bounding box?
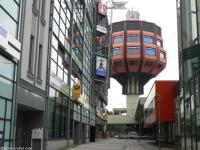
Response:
[113,134,119,138]
[128,132,138,139]
[118,133,129,139]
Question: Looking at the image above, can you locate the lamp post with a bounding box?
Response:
[156,93,161,150]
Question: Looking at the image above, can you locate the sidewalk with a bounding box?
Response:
[68,138,177,150]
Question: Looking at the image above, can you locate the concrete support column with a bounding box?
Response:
[126,94,139,121]
[122,74,143,95]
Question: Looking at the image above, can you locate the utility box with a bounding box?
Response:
[0,131,4,147]
[31,128,43,150]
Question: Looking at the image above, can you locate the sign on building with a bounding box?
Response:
[95,55,107,77]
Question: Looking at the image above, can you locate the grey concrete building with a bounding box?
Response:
[15,0,51,149]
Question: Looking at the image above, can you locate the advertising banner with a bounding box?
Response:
[96,55,107,77]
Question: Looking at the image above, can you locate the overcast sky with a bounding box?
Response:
[106,0,179,111]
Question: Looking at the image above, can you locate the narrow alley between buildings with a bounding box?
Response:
[69,138,176,150]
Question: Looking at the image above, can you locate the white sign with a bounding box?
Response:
[96,25,107,34]
[32,128,43,139]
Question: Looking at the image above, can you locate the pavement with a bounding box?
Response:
[68,138,177,150]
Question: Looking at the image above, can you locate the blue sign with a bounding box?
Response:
[96,55,107,77]
[0,25,7,38]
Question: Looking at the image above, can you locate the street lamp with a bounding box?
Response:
[156,93,161,150]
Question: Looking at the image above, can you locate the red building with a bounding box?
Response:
[111,20,167,94]
[143,81,179,143]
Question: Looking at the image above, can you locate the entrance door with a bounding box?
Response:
[82,124,86,144]
[90,126,95,142]
[16,108,43,148]
[74,121,80,144]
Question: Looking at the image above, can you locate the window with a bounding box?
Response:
[127,46,140,54]
[41,0,46,17]
[146,47,156,56]
[113,35,123,44]
[160,51,165,59]
[4,121,10,139]
[144,36,153,44]
[0,8,18,38]
[127,34,140,43]
[157,39,161,47]
[33,0,38,9]
[50,60,57,75]
[0,98,5,118]
[0,55,14,80]
[0,77,13,99]
[37,44,43,78]
[113,47,121,55]
[48,88,68,139]
[6,101,12,119]
[0,0,19,20]
[28,35,35,73]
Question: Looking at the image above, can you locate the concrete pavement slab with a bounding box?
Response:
[68,138,175,150]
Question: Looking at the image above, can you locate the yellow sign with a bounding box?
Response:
[72,83,81,99]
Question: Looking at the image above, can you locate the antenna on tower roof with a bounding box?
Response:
[126,8,140,20]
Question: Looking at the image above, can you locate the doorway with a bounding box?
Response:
[15,106,44,148]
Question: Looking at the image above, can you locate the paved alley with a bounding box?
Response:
[69,138,175,150]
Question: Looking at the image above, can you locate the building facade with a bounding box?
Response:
[47,0,110,148]
[177,0,200,149]
[0,0,21,147]
[46,0,95,149]
[0,0,110,149]
[15,0,50,149]
[93,1,110,139]
[143,81,178,143]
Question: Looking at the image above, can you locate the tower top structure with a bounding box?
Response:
[126,9,140,20]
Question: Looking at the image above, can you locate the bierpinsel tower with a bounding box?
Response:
[109,10,167,124]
